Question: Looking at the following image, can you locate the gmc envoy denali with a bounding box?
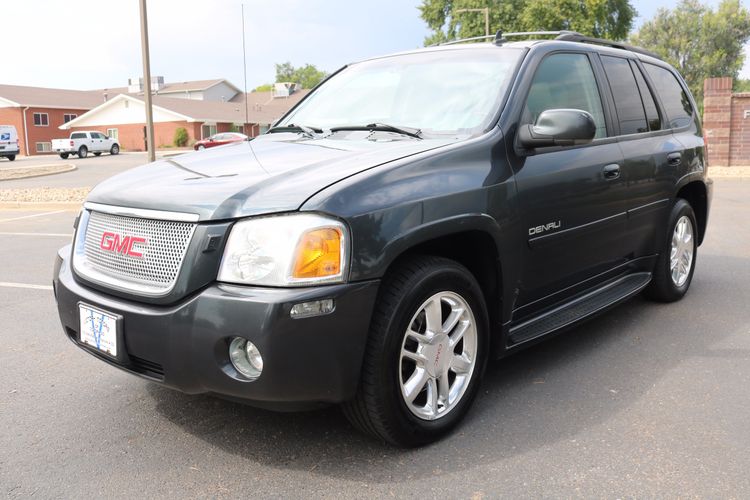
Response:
[53,31,712,446]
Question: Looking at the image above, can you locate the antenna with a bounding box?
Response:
[241,4,249,133]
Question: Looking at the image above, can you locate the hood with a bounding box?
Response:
[86,133,454,221]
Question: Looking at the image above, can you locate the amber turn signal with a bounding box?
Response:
[291,228,342,279]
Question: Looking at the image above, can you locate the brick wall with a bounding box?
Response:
[0,106,89,156]
[703,77,750,167]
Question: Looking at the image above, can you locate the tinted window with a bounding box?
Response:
[601,56,648,135]
[630,61,660,131]
[71,133,86,139]
[524,53,607,139]
[644,64,693,129]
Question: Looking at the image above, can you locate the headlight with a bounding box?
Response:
[218,213,349,286]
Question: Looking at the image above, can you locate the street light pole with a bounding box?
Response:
[241,4,249,133]
[455,7,490,37]
[139,0,156,163]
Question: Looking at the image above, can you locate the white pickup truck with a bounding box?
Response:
[51,131,120,159]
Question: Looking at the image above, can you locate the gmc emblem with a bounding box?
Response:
[100,232,147,258]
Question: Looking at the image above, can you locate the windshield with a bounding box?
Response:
[277,48,523,138]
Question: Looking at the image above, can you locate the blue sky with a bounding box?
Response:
[3,0,748,91]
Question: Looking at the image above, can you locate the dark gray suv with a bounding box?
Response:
[53,31,712,447]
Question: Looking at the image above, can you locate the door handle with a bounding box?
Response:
[667,152,682,166]
[603,164,620,180]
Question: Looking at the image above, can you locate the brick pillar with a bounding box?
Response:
[703,77,733,167]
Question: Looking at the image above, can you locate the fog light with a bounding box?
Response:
[290,299,335,319]
[229,337,263,380]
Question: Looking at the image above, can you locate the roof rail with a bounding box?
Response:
[554,32,662,60]
[432,30,661,60]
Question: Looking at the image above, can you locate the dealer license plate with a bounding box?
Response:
[79,304,118,357]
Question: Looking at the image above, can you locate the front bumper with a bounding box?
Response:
[53,246,379,409]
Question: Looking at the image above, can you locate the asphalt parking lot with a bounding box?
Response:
[0,151,182,189]
[1,178,749,498]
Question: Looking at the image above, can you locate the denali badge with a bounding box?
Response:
[100,232,147,258]
[529,221,561,236]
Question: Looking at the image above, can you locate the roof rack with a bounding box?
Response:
[554,32,662,60]
[433,29,661,60]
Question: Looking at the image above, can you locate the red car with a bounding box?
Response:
[194,132,248,150]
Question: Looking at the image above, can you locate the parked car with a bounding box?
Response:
[194,132,248,150]
[0,124,19,161]
[53,31,711,447]
[52,131,120,159]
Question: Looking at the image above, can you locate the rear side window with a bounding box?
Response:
[601,56,648,135]
[71,133,86,139]
[524,53,607,139]
[644,64,694,129]
[631,61,661,131]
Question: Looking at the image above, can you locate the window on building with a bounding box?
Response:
[601,55,648,135]
[63,114,77,123]
[644,63,694,129]
[35,142,52,153]
[201,124,217,139]
[33,113,49,126]
[523,53,607,139]
[107,128,118,140]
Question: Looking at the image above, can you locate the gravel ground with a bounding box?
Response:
[0,164,75,181]
[0,187,90,203]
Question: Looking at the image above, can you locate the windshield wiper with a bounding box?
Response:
[329,123,423,139]
[267,123,322,138]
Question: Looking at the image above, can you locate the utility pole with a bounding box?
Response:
[139,0,156,163]
[455,7,490,37]
[241,4,249,133]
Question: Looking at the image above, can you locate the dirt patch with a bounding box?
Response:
[0,164,76,181]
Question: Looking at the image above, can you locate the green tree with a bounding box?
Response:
[631,0,750,109]
[419,0,635,45]
[274,62,328,88]
[254,83,274,92]
[736,79,750,93]
[173,127,188,148]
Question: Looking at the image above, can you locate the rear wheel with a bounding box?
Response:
[342,256,489,447]
[77,146,88,158]
[7,155,15,161]
[110,144,119,155]
[645,198,698,302]
[59,153,69,159]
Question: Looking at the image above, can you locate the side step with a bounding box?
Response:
[508,272,652,347]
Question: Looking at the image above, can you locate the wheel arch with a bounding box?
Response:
[372,215,507,331]
[675,179,708,245]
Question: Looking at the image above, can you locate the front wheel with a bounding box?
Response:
[110,144,119,155]
[645,198,698,302]
[59,153,69,159]
[342,256,489,447]
[93,152,102,157]
[77,146,88,158]
[7,155,15,161]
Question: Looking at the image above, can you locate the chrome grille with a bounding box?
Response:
[76,210,196,296]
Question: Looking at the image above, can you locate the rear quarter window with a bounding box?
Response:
[644,64,694,129]
[71,133,86,139]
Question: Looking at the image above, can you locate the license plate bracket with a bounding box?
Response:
[78,303,123,360]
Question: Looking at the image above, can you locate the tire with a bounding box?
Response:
[93,152,102,157]
[7,155,15,161]
[60,153,69,159]
[644,198,698,302]
[110,144,119,155]
[78,146,88,158]
[342,256,489,447]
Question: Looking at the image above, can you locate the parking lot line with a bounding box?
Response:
[0,281,53,291]
[0,210,67,223]
[0,232,71,237]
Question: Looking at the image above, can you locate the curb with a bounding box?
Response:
[0,201,82,210]
[0,163,76,182]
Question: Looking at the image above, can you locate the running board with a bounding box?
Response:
[508,272,652,347]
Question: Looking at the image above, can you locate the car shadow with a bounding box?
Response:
[147,252,750,484]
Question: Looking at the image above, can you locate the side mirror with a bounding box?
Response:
[518,109,597,149]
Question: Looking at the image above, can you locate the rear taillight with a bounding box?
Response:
[70,140,74,147]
